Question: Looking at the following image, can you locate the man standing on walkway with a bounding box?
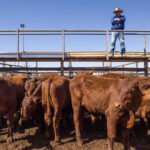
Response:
[110,8,126,56]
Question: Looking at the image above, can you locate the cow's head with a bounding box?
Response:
[114,78,141,113]
[21,96,41,120]
[139,83,150,118]
[25,77,40,96]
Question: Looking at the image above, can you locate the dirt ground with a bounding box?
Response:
[0,118,150,150]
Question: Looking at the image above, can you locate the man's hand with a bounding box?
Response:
[114,18,120,21]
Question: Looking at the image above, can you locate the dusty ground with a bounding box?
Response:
[0,119,150,150]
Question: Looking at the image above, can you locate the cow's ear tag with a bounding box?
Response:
[127,111,135,129]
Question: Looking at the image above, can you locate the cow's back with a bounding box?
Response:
[42,76,71,109]
[70,75,116,114]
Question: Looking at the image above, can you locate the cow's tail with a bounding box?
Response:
[42,78,53,110]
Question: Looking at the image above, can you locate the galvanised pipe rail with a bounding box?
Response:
[0,67,144,72]
[0,29,149,62]
[0,29,150,32]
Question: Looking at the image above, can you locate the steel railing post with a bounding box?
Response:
[106,30,109,60]
[144,35,146,56]
[36,61,38,76]
[62,29,65,60]
[136,62,138,76]
[17,29,20,60]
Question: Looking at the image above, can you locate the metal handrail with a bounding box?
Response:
[0,29,148,60]
[0,29,150,32]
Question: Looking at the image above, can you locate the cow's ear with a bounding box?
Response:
[89,70,94,75]
[34,98,41,104]
[31,99,34,104]
[75,72,79,75]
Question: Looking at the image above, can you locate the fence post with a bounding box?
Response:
[106,30,109,60]
[9,65,11,76]
[26,61,28,76]
[68,60,72,78]
[3,61,5,77]
[60,60,64,76]
[143,35,148,76]
[102,62,104,74]
[36,61,38,76]
[62,29,65,60]
[136,62,138,76]
[17,29,20,60]
[122,65,124,74]
[144,35,146,56]
[144,59,148,77]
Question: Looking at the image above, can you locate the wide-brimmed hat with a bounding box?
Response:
[113,8,123,14]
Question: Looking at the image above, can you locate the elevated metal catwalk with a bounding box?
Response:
[0,29,149,76]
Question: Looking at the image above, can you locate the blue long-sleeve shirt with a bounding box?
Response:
[111,15,126,30]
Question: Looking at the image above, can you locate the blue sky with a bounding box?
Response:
[0,0,149,29]
[0,0,149,69]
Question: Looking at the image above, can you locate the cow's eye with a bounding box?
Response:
[127,93,132,98]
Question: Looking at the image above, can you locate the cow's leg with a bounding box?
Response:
[72,101,83,146]
[140,118,145,127]
[18,117,25,133]
[18,107,23,132]
[53,108,62,144]
[107,117,117,150]
[147,117,150,127]
[120,111,134,150]
[44,101,52,138]
[0,115,2,129]
[121,127,130,150]
[36,114,45,133]
[7,112,14,143]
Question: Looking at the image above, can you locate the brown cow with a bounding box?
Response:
[19,74,56,129]
[42,75,71,143]
[0,75,27,143]
[103,73,150,126]
[70,74,141,150]
[20,75,71,144]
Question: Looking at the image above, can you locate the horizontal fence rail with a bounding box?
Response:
[0,67,145,72]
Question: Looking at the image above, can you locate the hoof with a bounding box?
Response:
[7,138,14,144]
[19,128,25,134]
[18,125,24,133]
[55,140,62,145]
[77,140,83,147]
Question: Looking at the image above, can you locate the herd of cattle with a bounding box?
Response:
[0,72,150,150]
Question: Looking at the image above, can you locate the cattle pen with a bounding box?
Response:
[0,29,150,77]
